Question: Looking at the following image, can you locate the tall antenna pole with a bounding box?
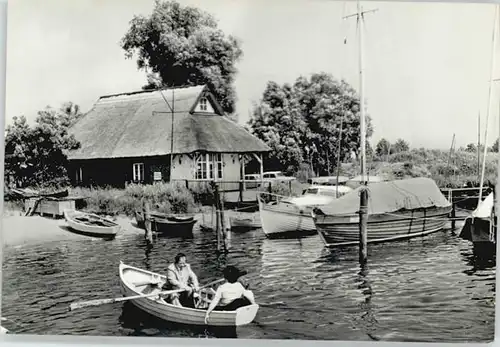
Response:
[479,4,498,204]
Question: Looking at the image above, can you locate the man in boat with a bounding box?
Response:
[204,265,255,324]
[163,253,200,307]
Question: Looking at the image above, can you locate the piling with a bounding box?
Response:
[213,182,229,252]
[451,203,456,230]
[143,200,153,244]
[359,187,369,265]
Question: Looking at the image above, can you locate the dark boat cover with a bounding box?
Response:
[314,177,451,216]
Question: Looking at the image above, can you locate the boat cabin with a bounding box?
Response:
[302,185,353,198]
[307,176,350,186]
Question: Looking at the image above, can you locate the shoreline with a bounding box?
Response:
[1,206,259,249]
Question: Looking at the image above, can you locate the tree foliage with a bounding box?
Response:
[5,104,82,188]
[375,138,391,156]
[489,138,499,152]
[393,138,410,153]
[120,0,243,114]
[248,72,373,175]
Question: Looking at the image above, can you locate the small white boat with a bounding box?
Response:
[119,262,259,327]
[64,209,120,239]
[312,177,453,247]
[230,212,262,230]
[258,185,353,237]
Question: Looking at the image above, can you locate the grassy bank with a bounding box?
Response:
[338,148,498,188]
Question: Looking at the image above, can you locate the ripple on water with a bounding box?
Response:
[1,227,495,341]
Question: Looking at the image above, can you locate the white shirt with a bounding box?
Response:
[216,282,247,306]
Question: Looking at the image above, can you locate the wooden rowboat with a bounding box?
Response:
[134,210,194,228]
[64,209,120,239]
[149,216,197,236]
[0,325,8,334]
[119,262,259,327]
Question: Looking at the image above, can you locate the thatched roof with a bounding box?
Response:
[67,85,270,160]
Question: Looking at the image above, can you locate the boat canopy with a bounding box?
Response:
[314,177,451,216]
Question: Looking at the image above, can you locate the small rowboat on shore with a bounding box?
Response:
[0,326,8,334]
[119,262,259,327]
[64,209,120,239]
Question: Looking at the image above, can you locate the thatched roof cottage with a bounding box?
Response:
[67,85,270,188]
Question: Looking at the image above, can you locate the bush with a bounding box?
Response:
[69,182,199,216]
[189,182,215,206]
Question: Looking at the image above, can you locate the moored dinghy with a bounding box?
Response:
[118,262,259,326]
[64,209,120,239]
[148,215,197,236]
[312,177,453,247]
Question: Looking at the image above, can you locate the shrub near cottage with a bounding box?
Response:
[70,182,199,217]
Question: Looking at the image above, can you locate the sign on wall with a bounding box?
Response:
[153,172,162,181]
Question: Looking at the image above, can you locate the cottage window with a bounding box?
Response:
[196,155,207,179]
[133,163,145,182]
[76,167,83,184]
[215,153,223,179]
[199,97,208,111]
[195,153,223,180]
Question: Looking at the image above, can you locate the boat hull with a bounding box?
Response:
[150,218,197,236]
[313,206,452,247]
[119,262,259,327]
[64,210,120,239]
[258,200,317,237]
[460,216,496,245]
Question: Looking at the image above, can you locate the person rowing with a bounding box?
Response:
[162,253,200,307]
[204,265,255,324]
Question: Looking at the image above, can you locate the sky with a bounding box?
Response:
[5,0,500,150]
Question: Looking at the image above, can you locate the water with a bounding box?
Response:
[1,222,495,342]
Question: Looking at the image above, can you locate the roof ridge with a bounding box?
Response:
[99,85,206,100]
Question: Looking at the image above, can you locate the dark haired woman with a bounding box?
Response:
[204,266,255,324]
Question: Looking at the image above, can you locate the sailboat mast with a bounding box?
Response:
[358,0,367,185]
[478,5,499,204]
[477,111,480,182]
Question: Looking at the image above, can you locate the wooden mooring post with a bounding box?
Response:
[212,182,229,252]
[451,203,456,230]
[359,187,369,265]
[142,200,153,244]
[446,189,456,230]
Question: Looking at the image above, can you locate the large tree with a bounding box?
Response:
[249,72,373,175]
[248,82,306,173]
[376,138,391,157]
[393,138,410,153]
[120,0,243,114]
[5,104,82,188]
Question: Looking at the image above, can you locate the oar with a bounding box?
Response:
[199,278,225,290]
[69,288,185,311]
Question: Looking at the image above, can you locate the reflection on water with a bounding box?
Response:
[2,226,495,342]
